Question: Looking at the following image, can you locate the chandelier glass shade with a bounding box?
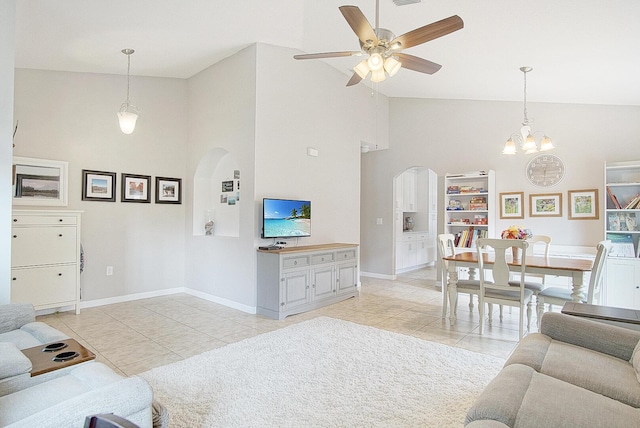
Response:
[502,67,553,155]
[117,49,139,135]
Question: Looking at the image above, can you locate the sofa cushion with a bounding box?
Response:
[631,339,640,383]
[466,364,640,427]
[0,304,34,334]
[0,322,69,350]
[506,333,640,408]
[0,343,31,380]
[0,362,124,426]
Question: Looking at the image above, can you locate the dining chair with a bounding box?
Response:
[477,238,533,341]
[536,240,612,323]
[507,235,551,321]
[437,233,481,319]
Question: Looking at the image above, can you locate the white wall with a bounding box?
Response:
[255,43,383,246]
[13,69,187,302]
[0,1,16,304]
[184,45,258,311]
[361,97,640,275]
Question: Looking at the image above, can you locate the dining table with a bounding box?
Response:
[442,251,594,323]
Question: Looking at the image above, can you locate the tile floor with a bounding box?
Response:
[37,266,543,377]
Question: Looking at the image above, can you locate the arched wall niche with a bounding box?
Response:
[193,147,240,237]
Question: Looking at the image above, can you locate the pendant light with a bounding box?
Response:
[502,66,554,155]
[117,49,139,134]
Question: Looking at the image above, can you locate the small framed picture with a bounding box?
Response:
[529,193,562,217]
[155,177,182,204]
[222,180,234,192]
[121,173,151,203]
[500,192,524,219]
[82,170,116,202]
[568,189,599,220]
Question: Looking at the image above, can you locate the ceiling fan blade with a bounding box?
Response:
[339,5,378,46]
[395,53,442,74]
[294,51,360,60]
[391,15,463,50]
[346,72,363,87]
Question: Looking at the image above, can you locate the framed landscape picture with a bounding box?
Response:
[500,192,524,219]
[82,170,116,202]
[121,173,151,203]
[568,189,599,220]
[155,177,182,204]
[529,193,562,217]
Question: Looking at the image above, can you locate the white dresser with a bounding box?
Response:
[257,243,359,320]
[11,210,82,314]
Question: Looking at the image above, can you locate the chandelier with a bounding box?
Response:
[502,67,553,155]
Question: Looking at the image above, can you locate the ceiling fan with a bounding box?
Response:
[293,1,463,86]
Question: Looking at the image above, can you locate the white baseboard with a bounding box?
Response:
[77,287,257,315]
[360,271,396,280]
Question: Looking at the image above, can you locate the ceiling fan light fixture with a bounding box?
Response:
[354,60,371,79]
[367,52,384,71]
[384,56,402,77]
[370,67,387,83]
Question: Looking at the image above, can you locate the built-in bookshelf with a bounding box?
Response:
[443,170,495,248]
[604,161,640,310]
[605,161,640,258]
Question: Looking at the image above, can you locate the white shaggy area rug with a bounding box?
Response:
[140,317,503,427]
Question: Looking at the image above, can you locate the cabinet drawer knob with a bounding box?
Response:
[12,235,17,238]
[13,218,17,222]
[58,273,63,276]
[294,261,297,265]
[12,277,16,281]
[59,219,63,222]
[59,234,63,237]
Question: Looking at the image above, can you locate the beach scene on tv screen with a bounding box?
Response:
[264,199,311,237]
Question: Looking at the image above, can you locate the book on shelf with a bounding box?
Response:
[606,186,622,209]
[608,212,637,231]
[625,193,640,209]
[454,227,487,248]
[607,233,636,258]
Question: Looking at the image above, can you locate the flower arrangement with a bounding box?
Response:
[501,226,532,240]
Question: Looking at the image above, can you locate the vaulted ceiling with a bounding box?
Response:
[14,0,640,105]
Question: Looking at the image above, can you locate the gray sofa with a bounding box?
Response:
[0,303,156,427]
[466,312,640,427]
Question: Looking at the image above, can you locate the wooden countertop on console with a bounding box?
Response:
[257,243,358,254]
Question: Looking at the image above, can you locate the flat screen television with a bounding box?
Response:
[262,198,311,239]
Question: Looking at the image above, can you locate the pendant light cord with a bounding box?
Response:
[522,68,529,126]
[126,53,131,104]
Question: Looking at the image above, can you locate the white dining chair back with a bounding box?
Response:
[536,240,612,320]
[437,233,481,318]
[477,238,533,340]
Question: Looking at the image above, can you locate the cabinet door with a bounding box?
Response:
[403,241,418,268]
[402,170,417,212]
[311,266,335,301]
[417,239,428,264]
[11,264,77,307]
[336,262,357,295]
[12,226,77,267]
[606,259,640,309]
[281,270,310,309]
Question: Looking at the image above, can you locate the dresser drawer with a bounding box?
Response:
[336,249,357,261]
[283,256,309,269]
[311,253,334,265]
[12,226,77,267]
[12,215,77,226]
[11,265,77,307]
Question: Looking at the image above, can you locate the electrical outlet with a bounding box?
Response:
[376,218,383,225]
[106,266,113,276]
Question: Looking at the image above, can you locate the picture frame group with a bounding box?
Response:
[81,170,182,204]
[500,189,598,220]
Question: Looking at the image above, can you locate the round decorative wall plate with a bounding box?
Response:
[526,154,565,187]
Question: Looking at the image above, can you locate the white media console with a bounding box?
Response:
[257,243,359,320]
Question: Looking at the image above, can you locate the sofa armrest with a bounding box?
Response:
[465,421,510,428]
[0,343,31,380]
[5,376,153,428]
[540,312,640,360]
[0,305,35,334]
